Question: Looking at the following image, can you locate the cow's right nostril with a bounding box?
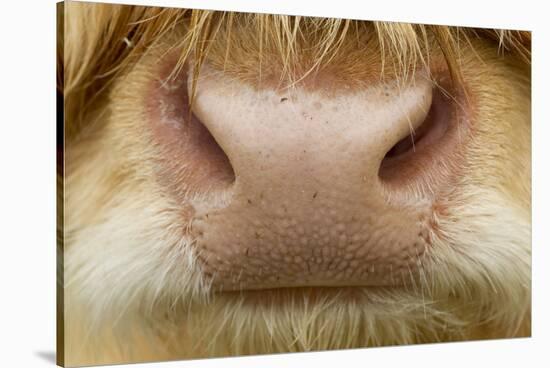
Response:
[146,62,236,201]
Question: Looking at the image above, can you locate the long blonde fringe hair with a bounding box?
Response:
[58,1,530,139]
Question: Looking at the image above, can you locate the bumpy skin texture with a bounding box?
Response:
[61,5,531,366]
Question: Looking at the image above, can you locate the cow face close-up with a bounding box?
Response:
[58,1,531,366]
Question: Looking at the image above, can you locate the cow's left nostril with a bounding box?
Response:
[382,91,438,159]
[378,85,453,184]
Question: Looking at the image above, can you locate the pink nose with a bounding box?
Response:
[185,72,451,291]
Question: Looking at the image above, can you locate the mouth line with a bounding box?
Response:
[201,260,420,293]
[212,282,408,293]
[214,282,406,293]
[211,284,413,305]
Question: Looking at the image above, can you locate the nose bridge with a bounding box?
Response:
[192,77,433,190]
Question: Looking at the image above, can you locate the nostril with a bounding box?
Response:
[378,86,454,184]
[383,94,439,159]
[187,112,236,187]
[147,61,236,199]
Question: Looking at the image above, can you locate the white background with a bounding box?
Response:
[0,0,548,367]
